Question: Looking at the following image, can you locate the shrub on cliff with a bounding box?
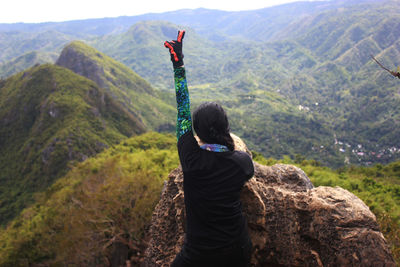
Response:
[0,132,178,266]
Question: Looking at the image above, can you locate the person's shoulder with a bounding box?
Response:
[231,150,252,160]
[178,131,197,149]
[177,131,204,171]
[228,151,254,178]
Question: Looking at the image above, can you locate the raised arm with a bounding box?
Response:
[173,67,192,140]
[164,30,192,140]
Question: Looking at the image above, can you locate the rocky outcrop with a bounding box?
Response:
[56,43,107,89]
[142,136,395,266]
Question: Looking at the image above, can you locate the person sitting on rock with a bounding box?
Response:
[164,30,255,267]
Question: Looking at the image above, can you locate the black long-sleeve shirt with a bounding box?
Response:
[178,131,254,250]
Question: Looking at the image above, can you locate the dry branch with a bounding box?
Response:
[371,55,400,79]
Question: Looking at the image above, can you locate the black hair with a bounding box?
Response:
[193,102,235,151]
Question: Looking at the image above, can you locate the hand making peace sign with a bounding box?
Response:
[164,30,185,69]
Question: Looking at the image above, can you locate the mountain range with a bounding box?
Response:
[1,0,399,168]
[0,0,399,264]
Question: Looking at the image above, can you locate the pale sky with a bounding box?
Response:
[0,0,318,23]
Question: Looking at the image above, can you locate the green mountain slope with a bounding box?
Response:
[91,21,340,166]
[271,1,400,165]
[0,64,145,225]
[0,51,58,79]
[0,30,74,64]
[0,132,179,266]
[0,133,398,265]
[90,21,220,90]
[88,1,400,167]
[56,40,176,131]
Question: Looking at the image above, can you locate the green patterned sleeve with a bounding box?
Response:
[174,67,192,140]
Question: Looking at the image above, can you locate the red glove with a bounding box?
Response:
[164,30,185,69]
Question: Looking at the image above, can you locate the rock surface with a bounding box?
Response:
[56,43,107,89]
[143,136,395,266]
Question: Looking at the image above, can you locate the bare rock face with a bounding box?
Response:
[242,166,395,266]
[56,43,107,89]
[143,136,395,267]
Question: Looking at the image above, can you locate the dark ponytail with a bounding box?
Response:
[193,102,235,151]
[214,131,235,151]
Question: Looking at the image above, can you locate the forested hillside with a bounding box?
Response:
[0,0,399,167]
[0,1,399,264]
[0,133,399,265]
[89,5,400,166]
[56,41,176,131]
[0,30,73,64]
[0,0,400,266]
[0,63,147,225]
[0,132,179,266]
[0,51,57,78]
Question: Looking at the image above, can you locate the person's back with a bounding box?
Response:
[179,132,253,250]
[164,30,254,267]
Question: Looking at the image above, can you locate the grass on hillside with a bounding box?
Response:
[0,132,398,265]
